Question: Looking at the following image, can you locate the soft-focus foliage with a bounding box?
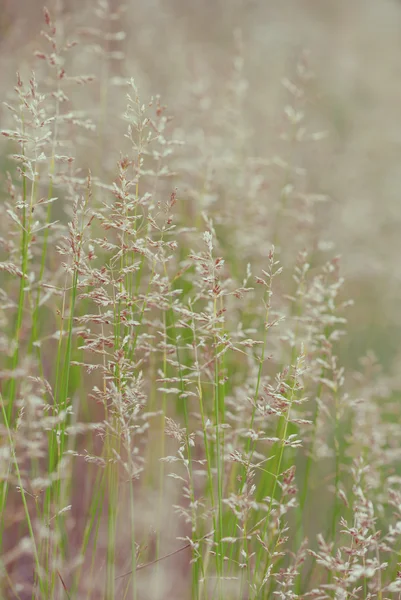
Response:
[0,2,401,599]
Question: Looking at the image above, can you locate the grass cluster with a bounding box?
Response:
[1,3,401,600]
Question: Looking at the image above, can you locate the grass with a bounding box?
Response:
[1,3,401,599]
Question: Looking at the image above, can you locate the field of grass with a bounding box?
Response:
[1,2,401,599]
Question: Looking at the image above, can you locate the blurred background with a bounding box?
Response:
[1,0,401,375]
[1,1,401,597]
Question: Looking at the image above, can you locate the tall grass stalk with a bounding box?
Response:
[1,5,401,600]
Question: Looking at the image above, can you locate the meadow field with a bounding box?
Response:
[1,1,401,598]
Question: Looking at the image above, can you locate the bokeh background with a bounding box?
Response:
[1,2,401,596]
[2,0,400,373]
